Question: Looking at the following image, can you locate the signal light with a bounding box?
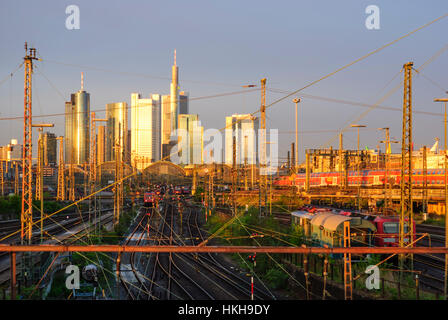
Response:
[247,254,256,263]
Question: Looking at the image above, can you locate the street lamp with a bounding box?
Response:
[293,98,301,174]
[351,124,366,212]
[434,97,448,300]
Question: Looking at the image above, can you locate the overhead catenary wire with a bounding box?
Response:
[3,12,448,258]
[216,13,448,135]
[267,88,443,117]
[0,85,260,121]
[320,40,448,149]
[41,58,248,88]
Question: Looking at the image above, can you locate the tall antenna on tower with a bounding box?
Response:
[81,72,84,90]
[174,49,177,66]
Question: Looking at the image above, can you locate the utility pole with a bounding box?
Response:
[379,127,390,213]
[232,136,237,215]
[433,96,448,300]
[351,124,366,213]
[21,43,39,244]
[291,143,295,174]
[422,146,428,216]
[0,160,3,197]
[90,112,107,235]
[305,150,310,192]
[56,137,65,201]
[14,162,19,196]
[192,165,197,196]
[244,136,248,191]
[339,133,346,188]
[211,162,215,209]
[113,138,123,226]
[35,133,42,201]
[400,62,414,274]
[259,78,267,216]
[32,124,54,243]
[293,98,301,173]
[343,220,352,300]
[379,127,398,213]
[68,112,75,203]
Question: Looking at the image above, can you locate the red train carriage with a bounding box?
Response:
[144,191,155,207]
[274,169,446,188]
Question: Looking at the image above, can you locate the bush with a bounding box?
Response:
[265,267,288,289]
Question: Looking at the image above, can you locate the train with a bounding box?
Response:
[143,191,156,207]
[291,207,416,250]
[274,168,446,188]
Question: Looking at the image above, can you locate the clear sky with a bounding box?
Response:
[0,0,447,162]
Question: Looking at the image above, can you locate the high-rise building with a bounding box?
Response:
[177,114,203,165]
[0,139,21,161]
[64,73,90,165]
[131,93,161,170]
[225,114,259,166]
[161,50,189,159]
[179,91,189,114]
[97,125,105,165]
[105,102,128,162]
[41,132,57,166]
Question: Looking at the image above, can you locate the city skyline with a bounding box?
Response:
[0,1,448,304]
[1,1,447,163]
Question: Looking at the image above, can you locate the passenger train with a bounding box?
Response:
[274,169,446,188]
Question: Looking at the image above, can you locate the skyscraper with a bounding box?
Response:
[64,73,90,165]
[105,102,128,162]
[178,114,203,165]
[225,114,259,166]
[161,50,189,159]
[131,93,161,170]
[41,132,57,166]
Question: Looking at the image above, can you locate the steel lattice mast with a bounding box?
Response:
[399,62,414,268]
[56,137,65,201]
[259,78,267,216]
[21,43,38,244]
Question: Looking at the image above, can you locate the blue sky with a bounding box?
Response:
[0,0,447,162]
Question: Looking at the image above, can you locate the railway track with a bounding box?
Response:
[0,211,114,287]
[119,208,153,300]
[148,202,214,300]
[184,204,276,300]
[121,199,276,300]
[412,224,446,293]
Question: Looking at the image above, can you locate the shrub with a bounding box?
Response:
[265,267,288,289]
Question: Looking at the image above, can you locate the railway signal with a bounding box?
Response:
[247,253,256,300]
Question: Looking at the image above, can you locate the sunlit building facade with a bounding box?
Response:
[105,102,128,162]
[177,114,203,165]
[131,93,161,170]
[64,88,90,165]
[225,114,259,166]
